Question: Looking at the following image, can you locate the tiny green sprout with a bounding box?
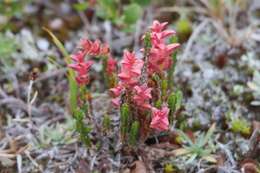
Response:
[74,109,92,147]
[167,92,176,124]
[175,90,183,110]
[164,163,175,173]
[129,121,139,146]
[120,103,130,138]
[144,32,152,49]
[231,118,251,135]
[155,99,162,108]
[161,79,168,98]
[168,92,177,111]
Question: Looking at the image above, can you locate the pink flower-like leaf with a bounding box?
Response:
[150,106,169,131]
[68,52,94,85]
[150,20,168,32]
[80,39,110,56]
[118,51,144,87]
[106,56,117,74]
[133,84,152,109]
[71,51,85,63]
[109,84,123,97]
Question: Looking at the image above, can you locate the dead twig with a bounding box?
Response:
[35,68,66,83]
[27,80,38,120]
[182,19,209,61]
[0,97,41,116]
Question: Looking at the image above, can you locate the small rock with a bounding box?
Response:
[37,38,49,51]
[49,18,64,30]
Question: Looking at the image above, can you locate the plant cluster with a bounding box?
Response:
[173,123,217,164]
[73,0,151,32]
[68,20,181,146]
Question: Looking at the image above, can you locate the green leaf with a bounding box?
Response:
[74,108,92,147]
[131,0,151,6]
[167,92,177,124]
[43,27,69,58]
[120,103,130,136]
[155,99,162,108]
[186,154,197,164]
[43,27,78,113]
[168,92,177,112]
[161,79,168,97]
[175,90,183,110]
[196,132,206,147]
[200,123,216,147]
[97,0,118,22]
[123,3,142,25]
[129,121,139,145]
[73,2,88,12]
[176,129,194,146]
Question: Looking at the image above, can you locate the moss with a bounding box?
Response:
[176,18,192,43]
[231,118,251,136]
[164,163,176,173]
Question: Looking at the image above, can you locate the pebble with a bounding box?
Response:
[37,38,49,51]
[49,18,64,30]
